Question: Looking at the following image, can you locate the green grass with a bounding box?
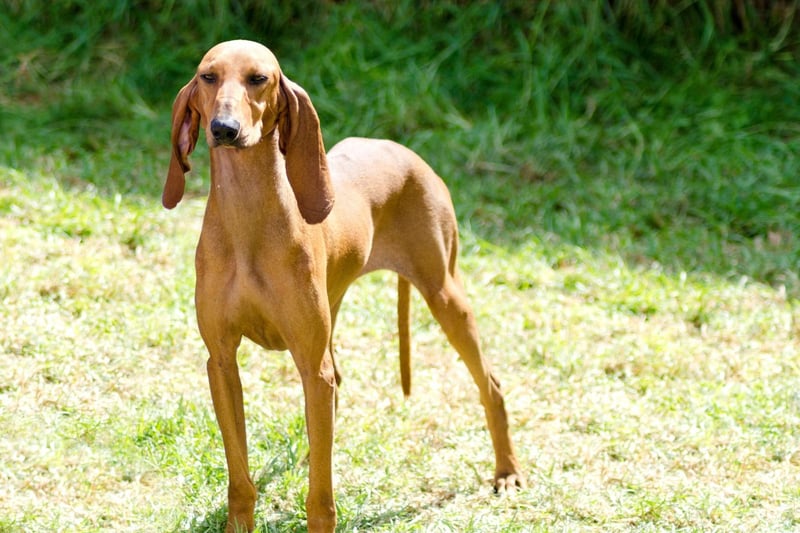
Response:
[2,1,800,531]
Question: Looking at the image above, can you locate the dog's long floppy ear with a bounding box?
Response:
[163,78,200,209]
[278,75,335,224]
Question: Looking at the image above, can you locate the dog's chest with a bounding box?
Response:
[196,251,292,352]
[228,264,293,351]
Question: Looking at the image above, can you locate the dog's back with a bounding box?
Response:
[327,137,458,282]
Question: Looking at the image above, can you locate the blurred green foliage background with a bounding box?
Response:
[2,0,799,293]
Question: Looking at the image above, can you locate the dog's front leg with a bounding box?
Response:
[206,341,257,533]
[293,346,337,533]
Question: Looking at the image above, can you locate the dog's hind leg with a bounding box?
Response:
[419,270,526,492]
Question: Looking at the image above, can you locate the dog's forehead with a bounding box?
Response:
[199,40,280,74]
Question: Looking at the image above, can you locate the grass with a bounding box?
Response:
[2,1,800,531]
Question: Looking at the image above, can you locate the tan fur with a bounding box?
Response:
[164,40,524,533]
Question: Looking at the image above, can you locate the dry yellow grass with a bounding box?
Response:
[1,170,798,532]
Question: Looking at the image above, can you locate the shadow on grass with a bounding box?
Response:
[6,109,799,301]
[182,491,421,533]
[5,93,799,301]
[178,418,423,532]
[189,507,420,533]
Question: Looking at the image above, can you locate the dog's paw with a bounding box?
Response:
[493,471,526,496]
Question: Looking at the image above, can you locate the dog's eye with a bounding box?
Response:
[200,73,217,84]
[248,74,268,86]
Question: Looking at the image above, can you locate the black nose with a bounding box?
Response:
[210,117,241,145]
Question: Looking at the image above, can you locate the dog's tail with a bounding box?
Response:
[398,275,412,397]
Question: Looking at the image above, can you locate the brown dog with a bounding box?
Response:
[164,39,524,532]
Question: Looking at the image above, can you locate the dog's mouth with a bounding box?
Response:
[212,138,245,149]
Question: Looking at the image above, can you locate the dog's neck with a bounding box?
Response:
[206,131,303,239]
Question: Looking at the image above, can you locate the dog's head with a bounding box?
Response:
[163,39,333,224]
